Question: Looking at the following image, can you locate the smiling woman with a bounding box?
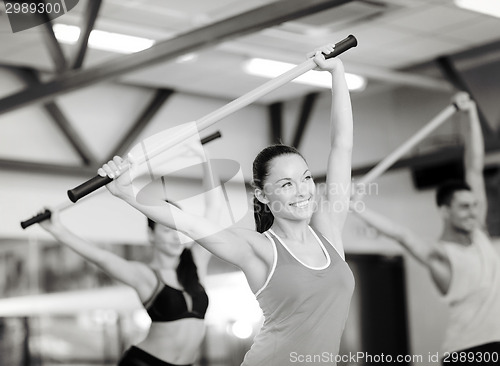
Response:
[252,145,315,233]
[100,43,355,365]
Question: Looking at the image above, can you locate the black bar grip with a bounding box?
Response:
[20,209,52,229]
[325,34,357,59]
[201,130,222,145]
[67,130,223,203]
[68,174,112,203]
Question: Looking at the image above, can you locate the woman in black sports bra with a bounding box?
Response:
[39,151,219,366]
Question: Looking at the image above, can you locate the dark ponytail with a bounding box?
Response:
[177,248,203,296]
[252,144,305,233]
[253,196,274,234]
[147,201,203,296]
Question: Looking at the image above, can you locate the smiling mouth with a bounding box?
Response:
[290,198,310,208]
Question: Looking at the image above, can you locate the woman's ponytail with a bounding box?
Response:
[253,196,274,233]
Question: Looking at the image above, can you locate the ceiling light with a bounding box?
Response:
[53,23,80,44]
[454,0,500,18]
[53,24,155,54]
[176,53,199,63]
[244,58,367,91]
[89,30,154,54]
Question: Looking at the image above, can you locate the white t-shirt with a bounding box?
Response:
[440,229,500,353]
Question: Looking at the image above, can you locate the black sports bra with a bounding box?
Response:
[143,270,209,322]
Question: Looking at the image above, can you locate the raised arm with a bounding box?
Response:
[39,210,154,299]
[352,203,452,294]
[310,45,353,249]
[99,157,261,273]
[455,93,487,227]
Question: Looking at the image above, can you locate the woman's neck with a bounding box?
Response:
[150,251,180,270]
[271,219,310,241]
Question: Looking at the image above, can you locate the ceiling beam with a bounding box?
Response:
[108,88,174,159]
[447,38,500,72]
[70,0,103,70]
[3,142,500,187]
[314,139,500,182]
[5,66,97,165]
[292,92,319,149]
[0,131,224,177]
[42,102,97,166]
[351,146,465,178]
[0,0,354,116]
[435,56,494,136]
[37,11,68,72]
[0,158,237,187]
[0,159,96,177]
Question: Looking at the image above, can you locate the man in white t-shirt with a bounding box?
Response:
[353,93,500,365]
